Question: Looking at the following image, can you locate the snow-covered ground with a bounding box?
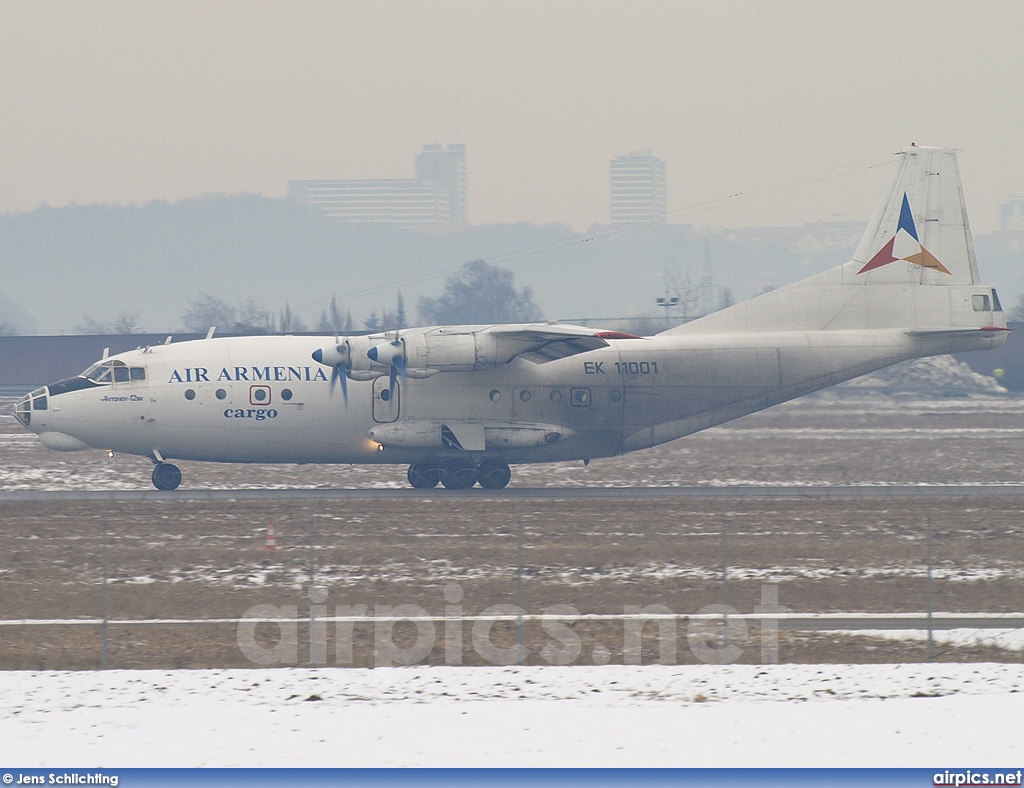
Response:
[3,664,1023,766]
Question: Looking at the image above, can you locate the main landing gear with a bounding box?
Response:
[151,462,182,491]
[407,459,512,490]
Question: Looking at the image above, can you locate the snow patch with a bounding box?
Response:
[2,664,1024,766]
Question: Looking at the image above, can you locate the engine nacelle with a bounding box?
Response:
[399,329,506,373]
[313,328,509,380]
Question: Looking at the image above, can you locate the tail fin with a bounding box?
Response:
[666,145,1002,335]
[853,145,979,286]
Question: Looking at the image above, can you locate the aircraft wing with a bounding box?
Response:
[485,325,642,364]
[311,323,644,383]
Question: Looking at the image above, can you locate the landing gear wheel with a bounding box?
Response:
[152,462,182,491]
[407,463,442,489]
[477,459,511,490]
[440,461,478,490]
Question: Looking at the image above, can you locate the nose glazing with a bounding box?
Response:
[14,394,31,428]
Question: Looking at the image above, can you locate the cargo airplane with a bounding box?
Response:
[14,146,1008,490]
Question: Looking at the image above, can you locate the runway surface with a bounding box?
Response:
[4,484,1024,502]
[3,611,1022,631]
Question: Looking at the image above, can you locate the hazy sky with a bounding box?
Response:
[1,1,1022,232]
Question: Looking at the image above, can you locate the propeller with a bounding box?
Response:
[311,340,351,405]
[367,335,407,400]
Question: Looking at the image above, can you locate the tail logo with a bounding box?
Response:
[858,194,951,275]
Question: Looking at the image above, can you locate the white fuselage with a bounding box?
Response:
[22,325,1004,467]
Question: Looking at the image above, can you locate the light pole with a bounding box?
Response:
[656,293,680,329]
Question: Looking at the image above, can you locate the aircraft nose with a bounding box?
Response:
[312,348,323,364]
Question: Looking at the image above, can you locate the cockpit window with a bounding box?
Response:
[27,388,47,411]
[81,360,145,384]
[85,363,113,383]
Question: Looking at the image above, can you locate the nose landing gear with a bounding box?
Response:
[151,462,182,491]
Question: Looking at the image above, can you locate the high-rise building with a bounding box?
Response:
[610,150,666,224]
[1001,197,1024,232]
[289,144,467,228]
[416,144,467,224]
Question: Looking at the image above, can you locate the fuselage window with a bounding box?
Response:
[571,387,591,407]
[973,294,991,312]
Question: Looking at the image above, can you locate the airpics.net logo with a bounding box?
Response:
[933,771,1023,786]
[859,193,951,276]
[235,583,787,667]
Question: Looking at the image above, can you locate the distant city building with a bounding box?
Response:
[416,144,467,224]
[289,144,467,228]
[610,150,666,223]
[1001,197,1024,232]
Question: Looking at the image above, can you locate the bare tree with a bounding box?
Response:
[182,293,236,333]
[234,298,271,334]
[75,315,110,334]
[1009,293,1024,322]
[417,261,542,326]
[111,311,143,334]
